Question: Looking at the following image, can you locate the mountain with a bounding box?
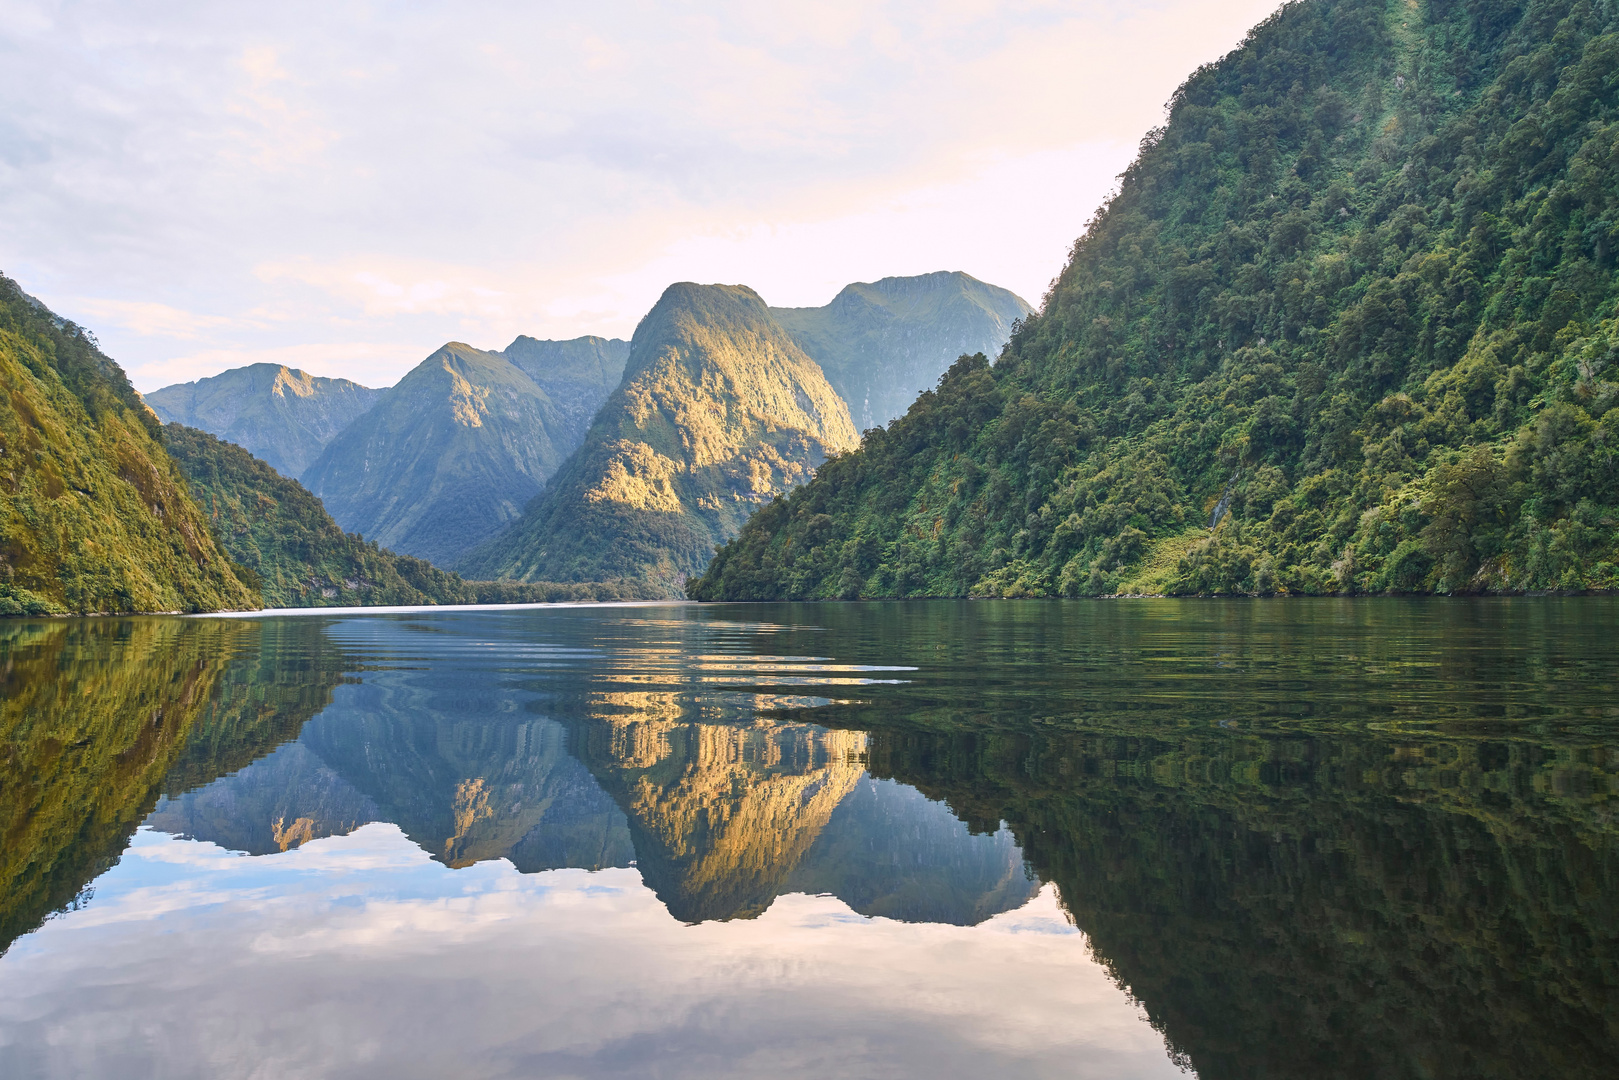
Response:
[0,276,257,615]
[772,271,1032,430]
[692,0,1619,601]
[164,424,636,607]
[500,335,630,449]
[301,342,574,567]
[144,364,381,477]
[460,283,858,594]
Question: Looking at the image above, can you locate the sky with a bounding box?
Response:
[0,0,1284,392]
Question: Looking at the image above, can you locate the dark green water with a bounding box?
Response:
[1,599,1615,1078]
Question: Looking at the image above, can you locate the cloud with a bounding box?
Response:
[0,0,1284,391]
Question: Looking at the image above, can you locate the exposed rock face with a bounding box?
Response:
[460,283,857,593]
[301,342,574,566]
[500,335,630,450]
[772,271,1031,431]
[145,363,381,478]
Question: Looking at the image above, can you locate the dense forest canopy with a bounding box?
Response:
[692,0,1619,600]
[0,277,257,615]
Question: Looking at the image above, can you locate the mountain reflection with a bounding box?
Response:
[146,658,1034,926]
[0,616,345,952]
[3,601,1617,1079]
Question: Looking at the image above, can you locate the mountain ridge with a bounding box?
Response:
[145,364,381,477]
[301,341,573,566]
[500,334,630,450]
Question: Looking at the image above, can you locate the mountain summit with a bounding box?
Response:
[144,364,381,477]
[301,342,573,566]
[461,283,857,593]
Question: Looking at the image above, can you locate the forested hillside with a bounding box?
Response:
[462,283,857,595]
[166,425,637,608]
[693,0,1619,600]
[0,277,257,615]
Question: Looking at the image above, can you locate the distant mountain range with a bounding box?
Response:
[772,271,1030,431]
[458,283,858,593]
[144,364,382,477]
[9,269,1027,612]
[164,423,634,608]
[300,342,578,566]
[141,274,1021,583]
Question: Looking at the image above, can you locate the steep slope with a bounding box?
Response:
[501,334,630,449]
[0,276,257,615]
[165,424,634,607]
[772,271,1031,430]
[301,342,571,566]
[460,283,857,594]
[145,364,381,477]
[694,0,1619,601]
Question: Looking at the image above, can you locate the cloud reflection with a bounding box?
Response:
[0,826,1182,1079]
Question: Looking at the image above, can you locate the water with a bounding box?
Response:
[1,599,1615,1079]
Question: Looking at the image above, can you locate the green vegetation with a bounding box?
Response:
[743,597,1619,1079]
[165,423,641,607]
[693,0,1619,600]
[145,363,381,478]
[461,283,857,596]
[772,271,1031,430]
[0,276,258,615]
[864,723,1617,1079]
[301,342,576,567]
[0,617,343,954]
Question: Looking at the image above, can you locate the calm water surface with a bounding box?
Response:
[1,599,1615,1079]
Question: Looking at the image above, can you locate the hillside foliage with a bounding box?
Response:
[0,277,258,615]
[692,0,1619,600]
[166,424,642,607]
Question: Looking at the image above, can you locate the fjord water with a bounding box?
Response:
[1,601,1615,1079]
